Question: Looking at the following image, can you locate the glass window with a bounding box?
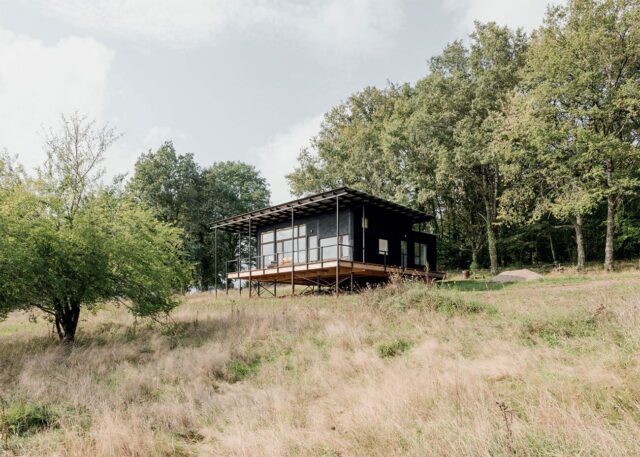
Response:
[320,237,337,260]
[262,242,274,256]
[261,231,274,243]
[339,235,351,259]
[308,235,318,262]
[276,227,293,240]
[414,242,427,266]
[378,239,388,255]
[297,225,306,237]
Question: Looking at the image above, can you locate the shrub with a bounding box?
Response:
[1,402,57,437]
[377,339,412,358]
[225,354,261,383]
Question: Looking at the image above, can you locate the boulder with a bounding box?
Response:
[492,269,543,283]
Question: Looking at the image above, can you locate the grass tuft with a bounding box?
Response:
[377,339,412,358]
[1,402,57,437]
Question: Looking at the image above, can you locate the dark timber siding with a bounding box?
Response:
[256,205,436,271]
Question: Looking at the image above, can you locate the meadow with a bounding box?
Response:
[1,267,639,456]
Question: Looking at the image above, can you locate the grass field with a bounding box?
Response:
[1,268,639,456]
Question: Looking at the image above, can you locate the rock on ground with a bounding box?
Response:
[492,269,543,283]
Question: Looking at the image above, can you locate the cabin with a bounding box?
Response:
[212,187,444,296]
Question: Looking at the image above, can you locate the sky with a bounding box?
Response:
[0,0,559,203]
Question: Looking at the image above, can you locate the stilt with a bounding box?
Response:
[291,207,295,296]
[249,217,252,298]
[214,228,218,298]
[336,194,340,296]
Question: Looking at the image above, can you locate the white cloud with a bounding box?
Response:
[39,0,404,56]
[0,27,114,172]
[443,0,563,33]
[254,114,323,204]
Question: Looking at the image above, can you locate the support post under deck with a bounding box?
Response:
[336,195,340,296]
[291,207,295,296]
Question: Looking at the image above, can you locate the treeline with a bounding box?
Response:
[287,0,640,272]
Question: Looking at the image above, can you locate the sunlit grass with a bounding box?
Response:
[0,269,639,456]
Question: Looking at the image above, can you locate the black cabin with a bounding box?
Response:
[213,187,443,295]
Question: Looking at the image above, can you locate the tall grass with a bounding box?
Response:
[0,272,639,456]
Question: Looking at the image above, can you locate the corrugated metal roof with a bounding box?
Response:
[212,187,432,235]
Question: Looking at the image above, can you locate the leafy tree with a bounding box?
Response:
[415,23,528,275]
[129,146,270,289]
[287,85,410,201]
[523,0,640,271]
[0,115,190,342]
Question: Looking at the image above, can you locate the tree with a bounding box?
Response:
[129,146,270,289]
[523,0,640,271]
[287,85,409,201]
[409,23,528,274]
[0,115,190,342]
[499,91,600,271]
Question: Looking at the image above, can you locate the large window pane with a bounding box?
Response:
[414,242,427,265]
[262,242,274,255]
[320,237,337,260]
[308,236,318,262]
[276,227,293,240]
[339,235,351,259]
[261,231,274,243]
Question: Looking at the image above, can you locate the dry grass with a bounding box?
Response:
[1,270,640,456]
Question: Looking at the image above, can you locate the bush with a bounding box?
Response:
[1,402,57,437]
[377,339,412,358]
[225,354,261,383]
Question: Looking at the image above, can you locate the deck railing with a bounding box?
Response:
[226,242,354,275]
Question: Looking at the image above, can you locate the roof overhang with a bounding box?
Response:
[212,187,433,235]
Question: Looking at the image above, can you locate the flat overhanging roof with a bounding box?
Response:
[212,187,433,235]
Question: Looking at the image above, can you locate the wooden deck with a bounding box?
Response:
[227,260,445,285]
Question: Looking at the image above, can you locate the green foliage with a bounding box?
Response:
[128,143,270,289]
[0,115,190,342]
[225,354,262,383]
[287,2,640,271]
[1,402,57,436]
[377,339,412,358]
[364,282,494,316]
[521,316,599,346]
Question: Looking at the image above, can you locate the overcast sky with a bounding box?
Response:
[0,0,558,203]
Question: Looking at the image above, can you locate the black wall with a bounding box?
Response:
[255,204,437,271]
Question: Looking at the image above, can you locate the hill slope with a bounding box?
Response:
[1,272,639,456]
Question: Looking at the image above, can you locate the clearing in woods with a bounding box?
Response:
[0,269,639,456]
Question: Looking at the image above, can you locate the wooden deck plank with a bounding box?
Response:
[227,260,445,284]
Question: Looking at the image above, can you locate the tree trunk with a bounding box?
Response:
[573,214,585,272]
[486,222,498,275]
[549,232,557,267]
[604,194,616,272]
[54,300,81,343]
[471,246,479,269]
